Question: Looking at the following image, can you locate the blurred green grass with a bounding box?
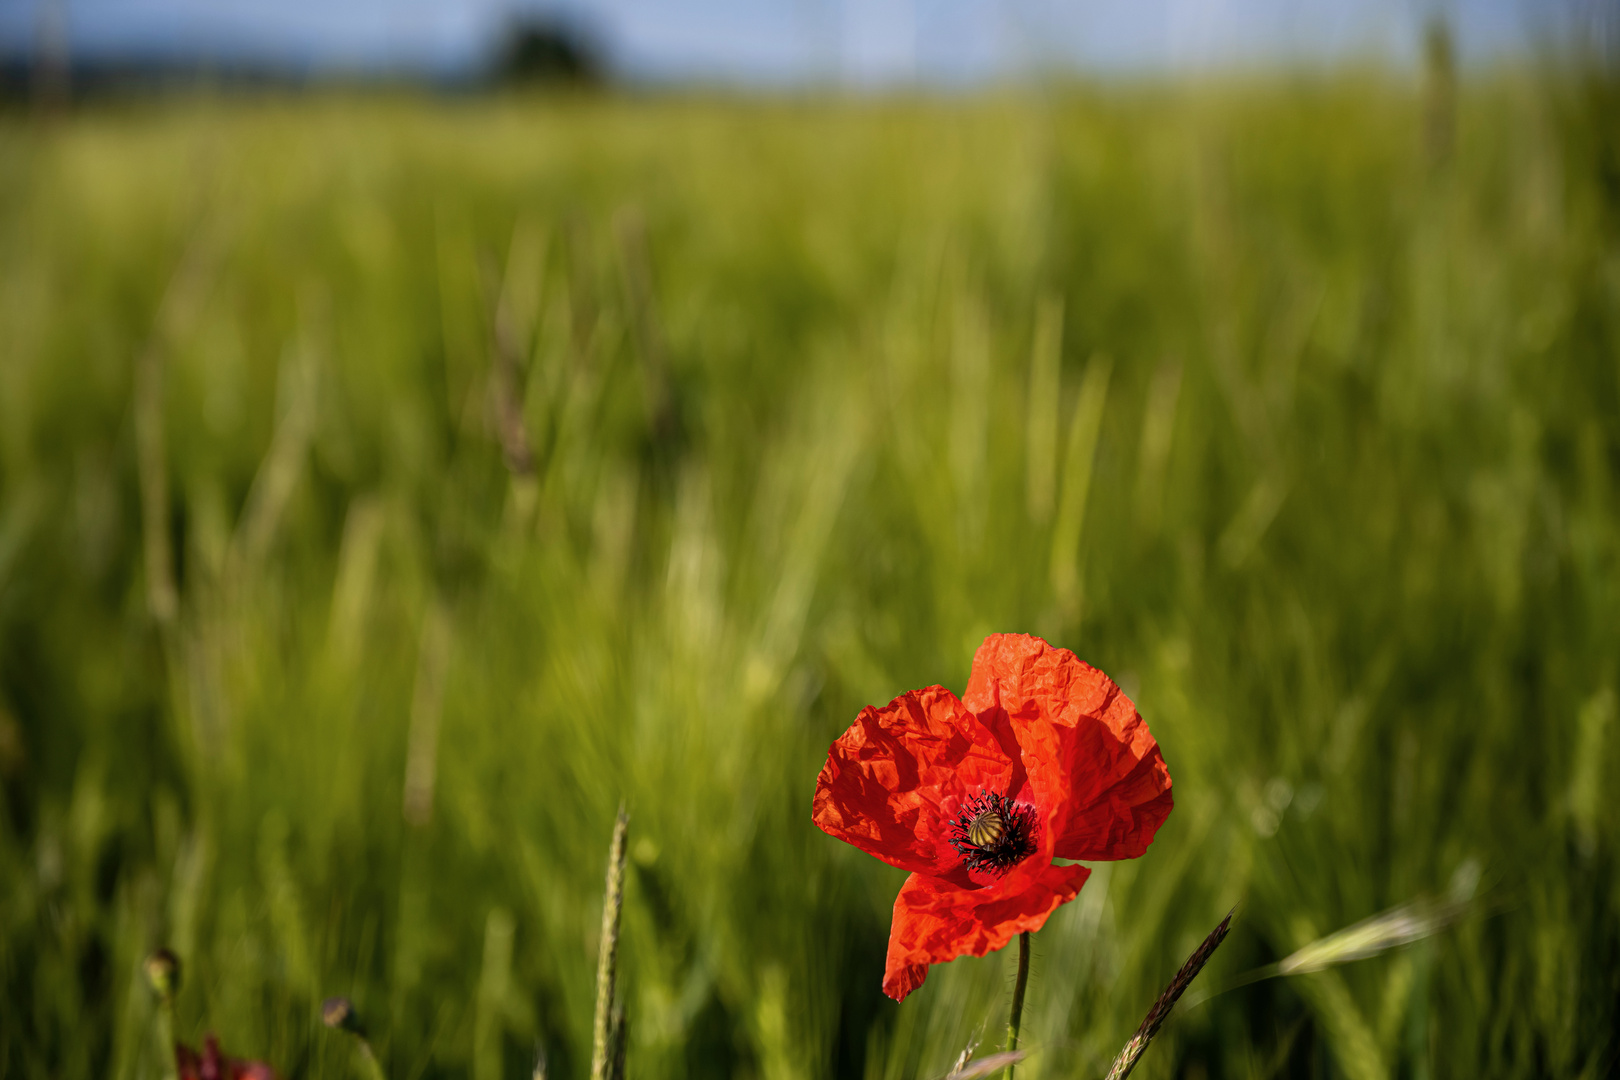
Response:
[1,68,1618,1080]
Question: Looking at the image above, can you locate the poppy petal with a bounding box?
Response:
[175,1037,279,1080]
[814,685,1024,877]
[963,634,1172,861]
[881,861,1092,1001]
[175,1044,201,1080]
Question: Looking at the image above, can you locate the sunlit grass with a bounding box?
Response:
[1,70,1618,1079]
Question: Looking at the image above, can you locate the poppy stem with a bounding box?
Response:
[354,1038,388,1080]
[143,950,181,1080]
[1004,931,1031,1080]
[321,997,389,1080]
[156,997,178,1080]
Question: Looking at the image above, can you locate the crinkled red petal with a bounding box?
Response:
[881,861,1092,1001]
[813,685,1025,879]
[175,1043,201,1080]
[963,634,1173,862]
[176,1037,279,1080]
[231,1061,279,1080]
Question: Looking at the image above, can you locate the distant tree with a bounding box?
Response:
[491,16,605,86]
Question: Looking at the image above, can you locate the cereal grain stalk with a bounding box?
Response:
[1105,910,1234,1080]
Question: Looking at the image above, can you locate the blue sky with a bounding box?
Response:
[2,0,1547,82]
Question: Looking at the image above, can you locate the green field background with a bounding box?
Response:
[2,70,1619,1079]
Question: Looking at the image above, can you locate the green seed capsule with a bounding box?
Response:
[144,949,181,1000]
[968,809,1006,849]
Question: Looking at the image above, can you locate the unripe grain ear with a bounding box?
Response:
[1105,909,1235,1080]
[590,803,631,1080]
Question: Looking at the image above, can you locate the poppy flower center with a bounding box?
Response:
[948,791,1039,875]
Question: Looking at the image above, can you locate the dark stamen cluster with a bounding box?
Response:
[948,791,1039,875]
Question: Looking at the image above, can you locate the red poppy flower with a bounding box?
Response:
[175,1035,279,1080]
[813,633,1173,1001]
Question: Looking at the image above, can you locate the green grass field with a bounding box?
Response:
[2,68,1619,1080]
